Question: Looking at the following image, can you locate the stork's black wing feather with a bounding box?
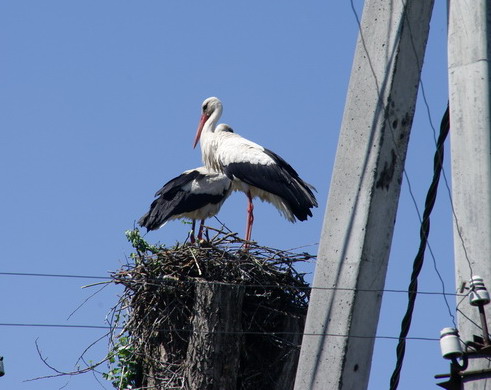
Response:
[138,170,203,231]
[138,169,230,231]
[225,148,317,221]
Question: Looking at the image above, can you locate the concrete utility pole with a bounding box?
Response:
[448,0,491,388]
[294,1,434,389]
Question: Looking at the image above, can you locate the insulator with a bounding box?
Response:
[469,275,490,306]
[0,356,4,377]
[440,327,463,359]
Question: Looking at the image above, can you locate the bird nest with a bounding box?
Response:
[109,227,314,390]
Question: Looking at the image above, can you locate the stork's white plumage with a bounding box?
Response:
[138,166,232,243]
[193,97,318,242]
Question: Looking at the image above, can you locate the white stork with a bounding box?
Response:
[193,96,318,242]
[138,166,232,243]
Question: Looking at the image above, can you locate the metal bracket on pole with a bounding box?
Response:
[436,277,491,388]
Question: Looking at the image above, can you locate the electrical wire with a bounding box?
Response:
[0,271,109,280]
[395,0,456,329]
[0,322,439,340]
[0,270,466,296]
[389,105,450,390]
[418,82,475,278]
[0,323,114,330]
[419,80,473,321]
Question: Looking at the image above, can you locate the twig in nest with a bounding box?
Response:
[26,339,110,382]
[187,247,202,276]
[68,282,111,320]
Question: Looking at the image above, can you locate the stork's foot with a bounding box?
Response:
[187,233,211,247]
[189,232,196,244]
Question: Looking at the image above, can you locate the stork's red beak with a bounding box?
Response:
[193,113,209,148]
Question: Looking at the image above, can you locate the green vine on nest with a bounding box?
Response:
[124,229,165,260]
[104,333,140,390]
[104,230,153,389]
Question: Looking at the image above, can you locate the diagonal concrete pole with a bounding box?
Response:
[294,1,434,389]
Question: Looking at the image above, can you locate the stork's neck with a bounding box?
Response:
[200,106,223,172]
[203,104,222,136]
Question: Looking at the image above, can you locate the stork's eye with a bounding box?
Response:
[203,103,208,112]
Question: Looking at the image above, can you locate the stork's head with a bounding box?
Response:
[215,123,234,133]
[202,97,221,116]
[193,97,223,148]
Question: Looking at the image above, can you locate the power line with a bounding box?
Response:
[389,104,450,390]
[0,322,439,340]
[0,271,110,280]
[401,0,457,329]
[0,270,465,296]
[419,78,475,279]
[0,322,115,330]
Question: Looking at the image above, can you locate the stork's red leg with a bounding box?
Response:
[190,220,196,244]
[245,191,254,242]
[197,219,205,241]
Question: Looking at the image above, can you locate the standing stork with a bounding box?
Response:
[193,96,317,242]
[138,166,232,243]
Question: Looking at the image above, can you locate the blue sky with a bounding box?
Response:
[1,1,455,389]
